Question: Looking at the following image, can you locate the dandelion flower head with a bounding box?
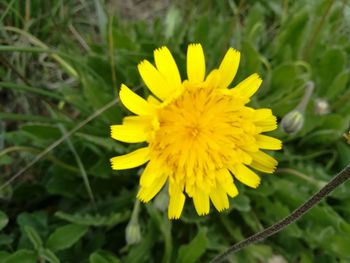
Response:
[111,44,282,219]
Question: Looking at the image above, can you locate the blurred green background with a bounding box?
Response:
[1,0,350,262]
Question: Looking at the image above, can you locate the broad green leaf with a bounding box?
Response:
[0,210,9,231]
[17,212,48,237]
[270,64,297,95]
[46,224,88,252]
[177,228,208,263]
[164,6,181,40]
[40,248,60,263]
[231,194,251,212]
[2,249,36,263]
[23,225,43,250]
[21,124,61,140]
[327,70,350,100]
[54,211,129,227]
[317,48,347,95]
[273,9,308,59]
[89,251,120,263]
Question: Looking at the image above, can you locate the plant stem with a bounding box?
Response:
[302,0,335,59]
[211,163,350,263]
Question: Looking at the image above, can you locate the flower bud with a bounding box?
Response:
[153,187,169,212]
[280,110,304,134]
[314,98,330,115]
[343,131,350,144]
[125,220,141,245]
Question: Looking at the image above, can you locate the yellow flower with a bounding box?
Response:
[111,44,282,219]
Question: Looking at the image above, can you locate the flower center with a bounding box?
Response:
[149,86,253,180]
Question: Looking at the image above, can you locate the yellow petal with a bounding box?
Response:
[137,173,167,202]
[210,184,229,212]
[249,150,278,173]
[110,124,148,143]
[168,184,186,219]
[138,60,169,101]
[204,69,221,88]
[122,115,152,126]
[147,95,161,105]
[253,108,273,121]
[110,147,150,170]
[193,188,210,216]
[140,161,159,187]
[154,46,182,92]
[216,169,239,197]
[230,164,261,188]
[119,84,155,116]
[253,109,277,132]
[256,134,282,150]
[187,43,205,83]
[217,48,240,89]
[233,73,262,98]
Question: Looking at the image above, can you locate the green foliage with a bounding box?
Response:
[46,224,89,252]
[1,0,350,262]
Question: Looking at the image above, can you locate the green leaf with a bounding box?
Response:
[89,251,120,263]
[0,210,9,230]
[40,248,60,263]
[46,224,89,252]
[326,70,350,100]
[177,228,208,263]
[21,124,61,141]
[2,249,37,263]
[231,194,251,212]
[164,6,181,40]
[270,64,297,95]
[23,225,43,250]
[17,212,48,237]
[54,211,129,227]
[317,48,347,95]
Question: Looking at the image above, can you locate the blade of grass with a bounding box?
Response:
[0,113,72,125]
[0,82,64,100]
[0,97,119,192]
[0,45,106,84]
[0,146,79,173]
[47,105,95,207]
[4,26,78,78]
[108,14,117,90]
[0,0,17,22]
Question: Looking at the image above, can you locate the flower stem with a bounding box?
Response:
[210,163,350,263]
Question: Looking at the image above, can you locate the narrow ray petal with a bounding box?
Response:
[139,161,159,187]
[147,95,161,105]
[217,48,240,89]
[233,73,262,98]
[193,188,210,215]
[256,134,282,150]
[210,184,229,212]
[204,69,220,88]
[187,44,206,83]
[230,164,261,188]
[137,173,168,202]
[154,46,182,91]
[138,60,169,100]
[216,169,239,197]
[111,124,148,143]
[168,184,186,219]
[119,84,156,116]
[110,147,150,170]
[249,150,278,173]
